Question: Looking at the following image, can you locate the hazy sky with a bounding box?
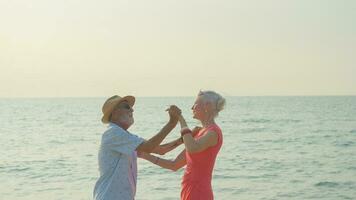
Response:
[1,0,355,97]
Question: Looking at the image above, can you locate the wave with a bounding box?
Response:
[312,129,339,133]
[240,127,267,133]
[241,119,271,123]
[315,181,339,187]
[241,118,301,124]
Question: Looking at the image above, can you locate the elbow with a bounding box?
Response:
[169,162,183,172]
[170,165,180,172]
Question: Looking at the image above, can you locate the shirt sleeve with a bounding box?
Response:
[104,128,145,156]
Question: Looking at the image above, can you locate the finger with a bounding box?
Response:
[171,105,179,110]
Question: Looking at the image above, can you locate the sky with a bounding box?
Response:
[0,0,355,97]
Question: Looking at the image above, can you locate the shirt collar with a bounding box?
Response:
[108,122,127,132]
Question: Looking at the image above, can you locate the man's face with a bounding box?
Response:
[112,101,134,128]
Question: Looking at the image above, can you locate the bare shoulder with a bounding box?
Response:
[202,130,218,147]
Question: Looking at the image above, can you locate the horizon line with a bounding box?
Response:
[0,94,355,99]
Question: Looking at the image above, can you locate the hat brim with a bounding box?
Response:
[101,95,135,124]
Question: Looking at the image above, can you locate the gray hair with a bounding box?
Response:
[198,90,226,116]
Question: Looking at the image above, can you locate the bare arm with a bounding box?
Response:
[136,120,177,153]
[138,150,186,171]
[151,137,183,155]
[136,106,181,153]
[178,115,218,153]
[151,126,202,155]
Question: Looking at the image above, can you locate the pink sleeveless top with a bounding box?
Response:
[181,124,223,200]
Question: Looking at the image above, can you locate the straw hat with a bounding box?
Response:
[101,95,135,124]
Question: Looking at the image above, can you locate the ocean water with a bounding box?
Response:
[0,96,355,200]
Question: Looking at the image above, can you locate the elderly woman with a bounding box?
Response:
[138,90,226,200]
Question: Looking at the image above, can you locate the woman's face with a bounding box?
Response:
[191,96,206,120]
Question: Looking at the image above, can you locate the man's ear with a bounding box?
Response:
[110,109,118,119]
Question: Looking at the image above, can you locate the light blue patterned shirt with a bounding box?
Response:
[94,123,145,200]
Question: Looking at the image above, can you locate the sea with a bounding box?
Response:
[0,96,355,200]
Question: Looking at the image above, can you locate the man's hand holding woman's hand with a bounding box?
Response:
[137,151,148,159]
[166,105,181,123]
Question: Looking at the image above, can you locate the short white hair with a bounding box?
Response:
[198,90,226,116]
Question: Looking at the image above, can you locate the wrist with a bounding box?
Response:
[166,121,177,129]
[168,118,178,124]
[154,156,160,164]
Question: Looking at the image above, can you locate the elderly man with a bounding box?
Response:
[93,95,181,200]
